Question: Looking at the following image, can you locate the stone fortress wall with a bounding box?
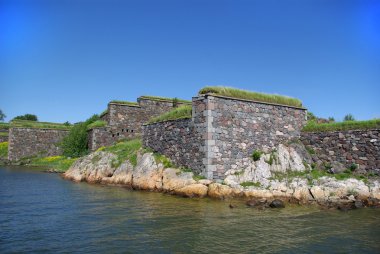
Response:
[88,97,191,151]
[301,129,380,173]
[143,94,307,180]
[8,127,69,161]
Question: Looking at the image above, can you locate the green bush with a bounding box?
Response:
[59,114,99,157]
[343,114,355,122]
[12,114,38,121]
[252,150,262,161]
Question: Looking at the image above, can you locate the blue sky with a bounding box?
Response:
[1,0,379,123]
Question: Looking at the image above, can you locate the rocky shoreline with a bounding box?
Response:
[63,146,380,210]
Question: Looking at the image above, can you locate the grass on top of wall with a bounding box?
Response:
[10,120,72,130]
[28,156,77,172]
[139,95,191,103]
[0,122,10,129]
[0,132,8,137]
[199,86,303,108]
[147,105,192,124]
[99,109,108,118]
[0,142,8,159]
[302,119,380,132]
[99,138,142,167]
[87,120,107,130]
[109,100,139,106]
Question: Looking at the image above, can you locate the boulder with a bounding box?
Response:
[269,199,285,208]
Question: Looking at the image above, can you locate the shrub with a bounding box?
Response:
[343,114,355,122]
[12,114,38,121]
[59,114,99,157]
[349,163,358,172]
[251,150,262,161]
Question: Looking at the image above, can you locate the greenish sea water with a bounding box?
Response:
[1,166,379,253]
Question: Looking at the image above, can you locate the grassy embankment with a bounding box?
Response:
[148,105,192,124]
[199,86,303,108]
[302,118,380,132]
[96,138,173,169]
[10,119,71,130]
[87,120,107,129]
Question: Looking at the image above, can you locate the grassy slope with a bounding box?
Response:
[10,120,71,130]
[98,138,142,167]
[199,86,303,107]
[87,120,107,129]
[302,119,380,132]
[147,105,192,124]
[109,100,139,106]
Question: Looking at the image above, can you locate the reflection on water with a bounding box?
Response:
[1,166,380,253]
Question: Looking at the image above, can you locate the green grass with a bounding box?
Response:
[10,120,72,130]
[87,120,107,130]
[109,100,139,106]
[0,122,10,130]
[199,86,303,107]
[240,181,261,187]
[0,132,8,137]
[99,109,108,118]
[302,119,380,132]
[139,95,191,103]
[148,105,192,124]
[0,142,8,159]
[251,150,263,161]
[28,155,77,172]
[102,139,142,168]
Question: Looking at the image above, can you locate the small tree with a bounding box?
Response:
[0,109,5,122]
[13,114,38,121]
[307,111,317,122]
[59,114,99,157]
[328,117,335,122]
[343,114,355,122]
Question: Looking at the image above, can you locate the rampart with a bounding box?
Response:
[143,94,307,180]
[301,129,380,172]
[88,97,190,151]
[8,127,69,161]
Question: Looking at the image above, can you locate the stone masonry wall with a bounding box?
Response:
[143,94,307,180]
[207,95,307,179]
[8,127,69,161]
[142,118,204,174]
[89,98,190,151]
[301,129,380,172]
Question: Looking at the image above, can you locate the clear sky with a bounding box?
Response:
[1,0,379,123]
